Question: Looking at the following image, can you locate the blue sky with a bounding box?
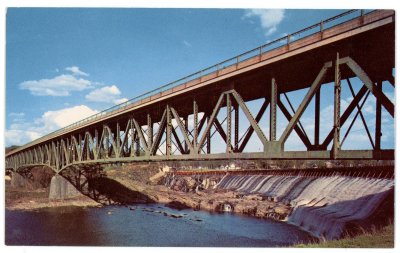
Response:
[5,8,394,151]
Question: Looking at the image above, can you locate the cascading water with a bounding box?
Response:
[215,174,394,240]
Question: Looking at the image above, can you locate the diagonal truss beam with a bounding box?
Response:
[345,57,394,117]
[346,78,374,148]
[213,118,234,151]
[238,98,269,152]
[150,109,167,155]
[230,90,268,148]
[321,85,369,149]
[341,90,371,147]
[279,61,331,145]
[277,99,312,149]
[171,127,186,154]
[132,119,149,154]
[170,106,194,152]
[198,93,225,152]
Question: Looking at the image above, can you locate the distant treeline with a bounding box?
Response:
[5,145,20,154]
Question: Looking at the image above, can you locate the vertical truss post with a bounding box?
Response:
[86,135,90,160]
[132,128,136,156]
[121,124,128,157]
[270,78,277,141]
[184,116,189,153]
[79,134,83,160]
[65,139,70,164]
[71,136,75,162]
[234,103,239,152]
[166,105,172,156]
[104,128,109,158]
[193,100,198,151]
[95,129,99,158]
[116,123,120,158]
[61,141,65,166]
[333,53,341,158]
[147,114,153,148]
[315,86,320,146]
[226,93,232,153]
[206,115,211,154]
[375,81,382,150]
[135,130,140,156]
[130,128,135,157]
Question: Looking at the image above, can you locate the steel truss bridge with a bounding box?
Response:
[5,10,395,174]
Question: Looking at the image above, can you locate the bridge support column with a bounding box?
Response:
[147,114,153,149]
[375,81,382,150]
[49,174,81,200]
[116,123,121,158]
[166,105,172,156]
[135,131,140,156]
[270,78,277,141]
[193,100,198,152]
[206,115,211,154]
[184,116,188,154]
[234,102,239,152]
[226,93,232,153]
[333,53,341,159]
[314,86,320,147]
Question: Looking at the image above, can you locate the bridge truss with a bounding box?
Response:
[6,10,395,173]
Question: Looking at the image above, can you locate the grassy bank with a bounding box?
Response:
[295,223,394,248]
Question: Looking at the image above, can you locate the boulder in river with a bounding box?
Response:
[165,201,191,210]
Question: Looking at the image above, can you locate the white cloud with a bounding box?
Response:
[65,66,89,76]
[40,105,98,129]
[114,98,129,105]
[5,105,98,146]
[244,9,285,36]
[8,112,26,123]
[19,74,92,96]
[85,85,128,105]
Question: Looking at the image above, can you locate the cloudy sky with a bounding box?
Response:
[5,8,394,151]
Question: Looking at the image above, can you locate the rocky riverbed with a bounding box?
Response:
[5,165,292,220]
[104,165,292,220]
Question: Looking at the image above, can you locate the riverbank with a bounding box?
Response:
[5,167,289,219]
[5,180,100,211]
[296,223,394,248]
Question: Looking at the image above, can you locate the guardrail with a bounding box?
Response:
[8,9,380,154]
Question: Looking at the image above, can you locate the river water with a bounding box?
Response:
[6,204,315,247]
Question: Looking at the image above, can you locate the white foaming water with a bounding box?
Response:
[215,174,393,240]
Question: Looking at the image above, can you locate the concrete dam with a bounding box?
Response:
[215,173,394,240]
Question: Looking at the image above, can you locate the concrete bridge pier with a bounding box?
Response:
[49,174,81,200]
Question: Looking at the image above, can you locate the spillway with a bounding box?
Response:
[215,174,394,240]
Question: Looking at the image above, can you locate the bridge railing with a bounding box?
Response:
[8,9,379,155]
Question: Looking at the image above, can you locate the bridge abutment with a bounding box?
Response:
[49,175,81,200]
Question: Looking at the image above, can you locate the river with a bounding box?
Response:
[5,204,315,247]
